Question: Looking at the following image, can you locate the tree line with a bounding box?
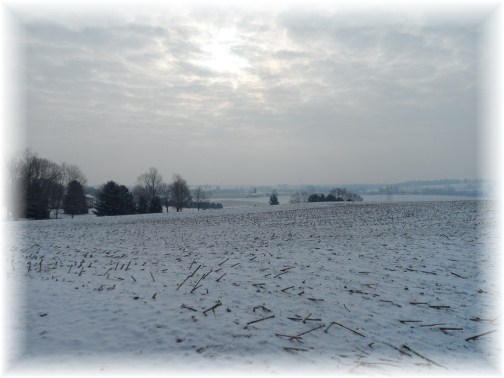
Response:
[93,170,203,217]
[269,187,363,206]
[5,150,217,219]
[93,169,221,216]
[289,188,363,204]
[6,150,88,219]
[5,150,362,220]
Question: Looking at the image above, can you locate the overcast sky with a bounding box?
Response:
[4,1,500,186]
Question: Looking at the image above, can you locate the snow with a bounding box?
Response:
[1,200,502,376]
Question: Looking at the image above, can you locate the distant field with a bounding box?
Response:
[211,194,480,208]
[210,195,292,207]
[3,200,501,375]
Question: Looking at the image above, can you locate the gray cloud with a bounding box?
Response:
[13,3,494,186]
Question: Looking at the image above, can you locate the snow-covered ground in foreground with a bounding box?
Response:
[1,200,502,376]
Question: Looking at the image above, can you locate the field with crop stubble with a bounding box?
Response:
[3,200,501,375]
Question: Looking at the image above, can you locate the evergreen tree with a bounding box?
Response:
[94,181,119,216]
[137,196,148,214]
[15,151,61,219]
[325,193,337,202]
[26,180,50,219]
[149,196,163,213]
[118,185,136,215]
[63,180,88,218]
[269,193,279,205]
[94,181,135,216]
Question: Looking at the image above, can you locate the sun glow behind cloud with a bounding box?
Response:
[200,27,248,74]
[5,1,498,186]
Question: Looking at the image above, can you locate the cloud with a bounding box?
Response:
[14,3,492,185]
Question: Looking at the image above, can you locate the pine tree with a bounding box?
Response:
[137,196,148,214]
[149,196,163,213]
[269,193,279,205]
[94,181,135,216]
[26,181,51,219]
[94,181,118,216]
[325,193,337,202]
[63,180,88,218]
[118,185,136,215]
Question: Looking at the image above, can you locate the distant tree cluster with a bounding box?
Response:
[188,201,223,210]
[290,188,363,204]
[329,188,363,202]
[6,150,88,220]
[289,192,309,204]
[308,193,329,202]
[307,188,363,202]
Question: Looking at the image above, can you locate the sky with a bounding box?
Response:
[1,0,502,187]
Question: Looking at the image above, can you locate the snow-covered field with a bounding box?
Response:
[2,200,502,376]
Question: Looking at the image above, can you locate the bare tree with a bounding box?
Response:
[169,174,191,212]
[50,164,65,219]
[133,167,165,210]
[62,163,87,186]
[158,182,170,213]
[51,163,87,219]
[5,150,90,219]
[289,192,309,204]
[192,186,208,211]
[15,150,61,219]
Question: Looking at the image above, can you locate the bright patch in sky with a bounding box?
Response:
[201,28,248,74]
[7,1,499,186]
